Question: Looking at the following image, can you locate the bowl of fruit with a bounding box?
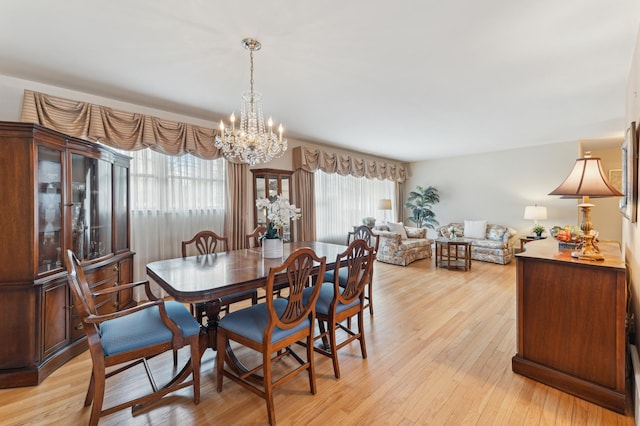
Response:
[549,225,583,250]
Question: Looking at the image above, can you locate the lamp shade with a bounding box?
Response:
[378,199,392,210]
[548,157,624,198]
[523,205,547,221]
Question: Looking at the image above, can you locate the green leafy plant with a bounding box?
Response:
[404,185,440,229]
[532,225,545,235]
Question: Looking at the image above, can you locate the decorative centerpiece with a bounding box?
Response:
[255,195,302,258]
[549,225,583,250]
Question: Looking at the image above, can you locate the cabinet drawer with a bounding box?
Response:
[85,268,118,314]
[70,313,84,341]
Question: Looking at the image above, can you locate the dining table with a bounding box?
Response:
[146,241,348,352]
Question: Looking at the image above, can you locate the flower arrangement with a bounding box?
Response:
[448,225,457,239]
[255,195,302,240]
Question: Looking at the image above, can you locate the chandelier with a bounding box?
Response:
[214,38,287,166]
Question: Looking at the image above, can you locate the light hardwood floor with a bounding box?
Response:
[0,257,635,425]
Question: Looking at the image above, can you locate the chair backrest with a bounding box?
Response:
[65,249,101,337]
[182,230,228,257]
[347,225,379,253]
[333,239,374,304]
[245,225,267,248]
[265,248,326,332]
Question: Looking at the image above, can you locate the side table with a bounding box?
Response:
[519,236,547,251]
[435,238,471,271]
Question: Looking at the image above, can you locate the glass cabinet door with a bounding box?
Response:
[70,154,112,260]
[37,146,63,273]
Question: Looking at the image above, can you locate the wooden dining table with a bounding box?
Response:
[146,241,347,352]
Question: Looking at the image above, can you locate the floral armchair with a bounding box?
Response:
[373,223,433,266]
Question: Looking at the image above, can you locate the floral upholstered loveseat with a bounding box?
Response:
[372,223,433,266]
[436,221,517,265]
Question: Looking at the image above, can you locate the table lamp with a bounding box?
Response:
[548,155,623,260]
[523,205,547,226]
[378,198,392,223]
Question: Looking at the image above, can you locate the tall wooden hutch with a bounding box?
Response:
[0,122,134,387]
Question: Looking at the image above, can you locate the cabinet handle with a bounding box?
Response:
[113,266,119,272]
[75,323,84,330]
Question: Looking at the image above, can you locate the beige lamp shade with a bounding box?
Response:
[548,157,623,198]
[378,199,392,210]
[523,205,547,221]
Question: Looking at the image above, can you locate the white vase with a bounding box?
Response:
[262,238,284,258]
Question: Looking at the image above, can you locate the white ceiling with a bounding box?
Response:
[1,1,638,162]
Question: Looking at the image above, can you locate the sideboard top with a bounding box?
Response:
[516,237,625,270]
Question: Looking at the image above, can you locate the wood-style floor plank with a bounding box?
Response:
[0,257,635,425]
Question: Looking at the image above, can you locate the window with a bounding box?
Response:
[125,149,227,292]
[314,170,394,244]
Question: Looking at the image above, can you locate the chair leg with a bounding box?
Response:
[367,281,374,315]
[88,359,106,426]
[251,290,258,305]
[358,311,368,359]
[307,332,317,395]
[84,371,95,406]
[329,319,340,379]
[190,336,201,404]
[263,350,276,425]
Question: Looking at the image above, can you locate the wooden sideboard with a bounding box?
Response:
[512,238,627,413]
[0,122,134,388]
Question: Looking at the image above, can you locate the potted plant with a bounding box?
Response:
[404,185,440,229]
[532,225,545,238]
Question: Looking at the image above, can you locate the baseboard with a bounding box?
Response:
[629,344,640,426]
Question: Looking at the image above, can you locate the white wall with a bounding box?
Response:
[404,141,624,240]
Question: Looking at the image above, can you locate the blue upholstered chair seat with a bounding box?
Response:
[218,299,310,344]
[302,283,359,316]
[100,301,201,356]
[323,267,349,287]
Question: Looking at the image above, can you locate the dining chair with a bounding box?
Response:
[216,248,326,426]
[182,230,259,322]
[309,238,374,378]
[324,225,378,315]
[65,250,201,426]
[245,225,267,248]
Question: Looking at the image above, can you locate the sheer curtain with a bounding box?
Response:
[127,149,226,297]
[314,171,395,244]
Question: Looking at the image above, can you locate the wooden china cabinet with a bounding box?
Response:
[251,168,293,240]
[0,122,134,388]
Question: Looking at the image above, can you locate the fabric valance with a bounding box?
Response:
[292,146,406,183]
[20,90,222,158]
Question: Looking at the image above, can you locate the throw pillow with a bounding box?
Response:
[464,220,487,239]
[487,227,507,241]
[387,221,408,240]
